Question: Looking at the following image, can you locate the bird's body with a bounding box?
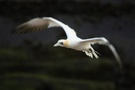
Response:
[12,17,122,68]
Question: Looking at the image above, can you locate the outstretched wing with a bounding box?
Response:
[12,17,77,39]
[81,37,122,68]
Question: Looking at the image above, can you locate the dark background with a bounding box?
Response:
[0,0,135,90]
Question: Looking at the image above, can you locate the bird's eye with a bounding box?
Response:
[60,42,63,45]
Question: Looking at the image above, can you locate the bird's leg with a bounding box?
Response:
[83,50,93,58]
[88,48,99,59]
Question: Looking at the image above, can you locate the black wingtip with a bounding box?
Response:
[11,28,17,34]
[11,28,19,35]
[11,28,25,35]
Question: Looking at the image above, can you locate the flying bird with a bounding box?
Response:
[12,17,122,68]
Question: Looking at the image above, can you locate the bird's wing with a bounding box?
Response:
[12,17,77,38]
[80,37,122,68]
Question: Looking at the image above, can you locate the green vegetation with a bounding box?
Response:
[0,43,126,90]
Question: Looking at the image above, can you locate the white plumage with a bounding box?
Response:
[13,17,122,68]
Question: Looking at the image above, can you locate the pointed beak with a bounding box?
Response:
[53,43,59,47]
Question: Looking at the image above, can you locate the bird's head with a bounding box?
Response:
[53,39,69,48]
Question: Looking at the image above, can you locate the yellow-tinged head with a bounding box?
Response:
[53,39,69,48]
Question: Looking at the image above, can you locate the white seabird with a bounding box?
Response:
[12,17,122,68]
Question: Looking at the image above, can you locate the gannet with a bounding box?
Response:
[12,17,122,68]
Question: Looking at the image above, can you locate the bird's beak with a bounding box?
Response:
[53,43,59,47]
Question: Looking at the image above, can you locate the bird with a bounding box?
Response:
[12,17,122,68]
